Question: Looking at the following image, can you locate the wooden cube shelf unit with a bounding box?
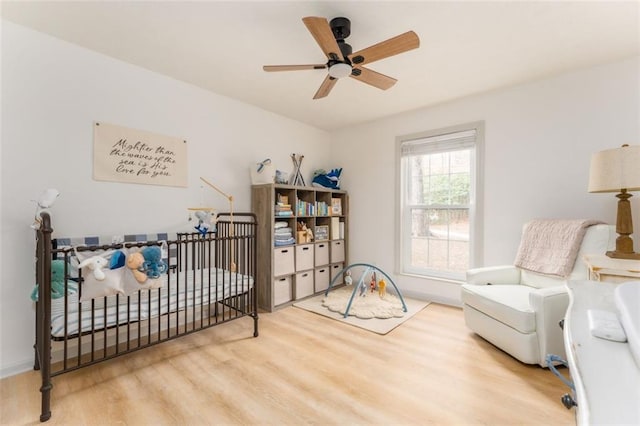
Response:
[251,183,348,311]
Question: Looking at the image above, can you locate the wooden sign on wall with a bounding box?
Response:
[93,122,188,187]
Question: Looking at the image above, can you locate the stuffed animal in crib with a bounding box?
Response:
[126,252,148,283]
[109,250,126,269]
[78,253,112,281]
[141,246,168,279]
[30,259,77,301]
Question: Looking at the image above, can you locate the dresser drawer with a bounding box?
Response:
[295,244,314,271]
[273,247,295,277]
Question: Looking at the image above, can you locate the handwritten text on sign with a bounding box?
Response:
[93,122,187,187]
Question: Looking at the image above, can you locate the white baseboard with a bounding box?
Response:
[1,358,34,379]
[401,289,463,308]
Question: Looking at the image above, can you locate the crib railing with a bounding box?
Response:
[34,212,258,422]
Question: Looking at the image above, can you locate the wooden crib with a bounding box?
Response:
[33,212,258,422]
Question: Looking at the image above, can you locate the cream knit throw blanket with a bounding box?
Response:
[514,219,604,278]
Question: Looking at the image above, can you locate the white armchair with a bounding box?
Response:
[461,223,614,367]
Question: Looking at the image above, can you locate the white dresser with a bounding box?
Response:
[563,281,640,425]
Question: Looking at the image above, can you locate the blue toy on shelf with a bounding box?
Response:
[312,168,342,190]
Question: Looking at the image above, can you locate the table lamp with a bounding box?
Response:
[588,144,640,259]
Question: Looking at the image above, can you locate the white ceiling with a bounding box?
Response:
[2,1,639,131]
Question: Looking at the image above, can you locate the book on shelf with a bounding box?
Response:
[275,206,292,217]
[296,200,315,216]
[331,217,340,240]
[331,198,342,216]
[315,201,328,216]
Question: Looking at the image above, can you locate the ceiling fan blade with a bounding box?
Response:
[302,16,344,61]
[313,75,338,99]
[350,66,397,90]
[263,64,327,72]
[349,31,420,66]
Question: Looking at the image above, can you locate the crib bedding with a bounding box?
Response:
[50,267,253,338]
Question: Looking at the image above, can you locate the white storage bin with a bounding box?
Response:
[295,244,314,271]
[330,263,344,286]
[315,267,330,293]
[295,271,314,300]
[273,246,295,277]
[274,276,292,305]
[330,240,345,264]
[315,242,329,266]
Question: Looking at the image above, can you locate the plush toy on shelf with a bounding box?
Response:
[296,221,314,244]
[312,168,342,190]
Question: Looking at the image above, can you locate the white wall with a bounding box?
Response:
[2,20,639,378]
[332,56,640,305]
[0,21,331,377]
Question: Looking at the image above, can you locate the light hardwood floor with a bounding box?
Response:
[1,303,575,425]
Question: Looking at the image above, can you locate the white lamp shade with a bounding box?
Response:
[588,145,640,193]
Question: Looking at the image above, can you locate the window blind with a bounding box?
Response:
[401,129,477,156]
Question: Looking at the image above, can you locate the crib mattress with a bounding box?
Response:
[50,268,253,338]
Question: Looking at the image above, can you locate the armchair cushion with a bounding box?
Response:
[466,265,521,285]
[461,284,535,333]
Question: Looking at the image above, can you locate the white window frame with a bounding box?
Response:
[395,121,484,281]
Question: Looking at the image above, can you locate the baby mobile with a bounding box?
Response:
[188,177,236,272]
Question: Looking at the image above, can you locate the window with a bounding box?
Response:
[397,122,483,281]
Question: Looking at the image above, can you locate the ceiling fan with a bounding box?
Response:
[263,16,420,99]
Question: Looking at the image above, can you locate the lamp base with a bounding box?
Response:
[606,250,640,260]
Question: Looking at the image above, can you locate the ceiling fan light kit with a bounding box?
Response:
[328,63,352,79]
[263,16,420,99]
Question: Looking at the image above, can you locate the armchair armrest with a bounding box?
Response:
[530,285,570,364]
[466,265,521,285]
